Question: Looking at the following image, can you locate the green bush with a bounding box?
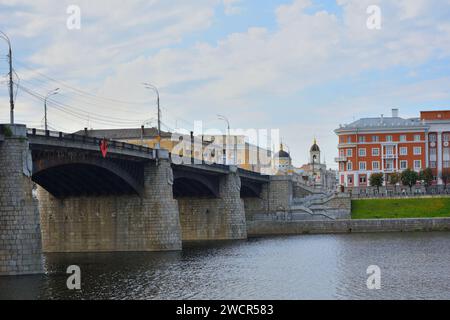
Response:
[1,125,13,137]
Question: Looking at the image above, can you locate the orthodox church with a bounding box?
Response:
[274,144,293,175]
[298,139,338,191]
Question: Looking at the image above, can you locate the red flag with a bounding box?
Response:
[100,139,108,158]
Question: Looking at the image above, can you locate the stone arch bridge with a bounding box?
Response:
[0,125,290,275]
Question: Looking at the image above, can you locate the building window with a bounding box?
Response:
[359,148,366,157]
[430,161,437,169]
[414,160,422,170]
[358,136,366,143]
[444,147,450,162]
[360,176,367,184]
[430,148,437,161]
[414,147,422,155]
[359,162,366,171]
[372,136,379,142]
[372,148,380,156]
[415,134,422,142]
[348,176,353,184]
[400,147,408,156]
[386,160,394,171]
[386,146,394,156]
[386,135,393,142]
[400,135,407,142]
[444,134,450,142]
[347,162,353,171]
[400,160,408,170]
[347,149,353,157]
[340,163,345,171]
[347,137,352,143]
[372,161,380,171]
[429,134,437,142]
[340,149,345,157]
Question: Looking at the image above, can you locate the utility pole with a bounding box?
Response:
[1,31,14,124]
[44,88,59,131]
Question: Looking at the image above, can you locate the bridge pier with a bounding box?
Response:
[178,170,247,241]
[0,125,43,276]
[39,159,182,252]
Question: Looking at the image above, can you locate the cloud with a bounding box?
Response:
[2,0,450,166]
[223,0,243,15]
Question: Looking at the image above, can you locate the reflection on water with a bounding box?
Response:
[1,233,450,300]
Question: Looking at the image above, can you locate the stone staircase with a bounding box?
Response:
[289,192,350,221]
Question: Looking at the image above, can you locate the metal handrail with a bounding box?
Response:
[27,128,154,154]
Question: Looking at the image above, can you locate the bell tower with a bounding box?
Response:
[310,138,321,165]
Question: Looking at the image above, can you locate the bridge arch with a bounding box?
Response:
[32,157,144,198]
[173,171,220,198]
[240,182,262,198]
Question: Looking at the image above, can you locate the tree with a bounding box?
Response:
[419,168,434,193]
[389,172,400,194]
[442,169,450,191]
[369,173,384,193]
[401,169,419,193]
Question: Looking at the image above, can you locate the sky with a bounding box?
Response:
[1,0,450,168]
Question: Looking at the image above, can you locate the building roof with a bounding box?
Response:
[73,127,172,140]
[310,139,320,152]
[335,116,427,133]
[275,150,291,158]
[275,144,291,159]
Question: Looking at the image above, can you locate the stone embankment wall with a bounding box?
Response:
[247,218,450,237]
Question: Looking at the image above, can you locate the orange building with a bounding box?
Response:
[335,109,450,188]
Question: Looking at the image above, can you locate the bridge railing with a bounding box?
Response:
[27,128,155,155]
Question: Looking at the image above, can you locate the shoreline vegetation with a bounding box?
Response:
[352,198,450,219]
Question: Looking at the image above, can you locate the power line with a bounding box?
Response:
[14,59,150,106]
[18,84,152,125]
[18,84,153,128]
[11,60,200,132]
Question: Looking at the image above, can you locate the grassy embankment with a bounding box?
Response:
[352,198,450,219]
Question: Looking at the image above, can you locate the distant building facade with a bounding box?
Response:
[335,109,450,188]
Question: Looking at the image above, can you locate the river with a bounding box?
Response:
[1,232,449,300]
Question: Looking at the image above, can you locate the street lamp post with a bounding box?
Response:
[0,31,14,124]
[44,88,60,131]
[218,114,233,165]
[143,83,161,149]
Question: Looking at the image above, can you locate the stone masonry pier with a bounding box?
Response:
[38,160,182,253]
[178,172,247,241]
[0,125,43,275]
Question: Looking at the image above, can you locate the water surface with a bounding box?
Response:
[1,232,449,300]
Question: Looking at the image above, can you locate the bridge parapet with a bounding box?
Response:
[27,128,166,160]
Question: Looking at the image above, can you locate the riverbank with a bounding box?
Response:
[247,218,450,237]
